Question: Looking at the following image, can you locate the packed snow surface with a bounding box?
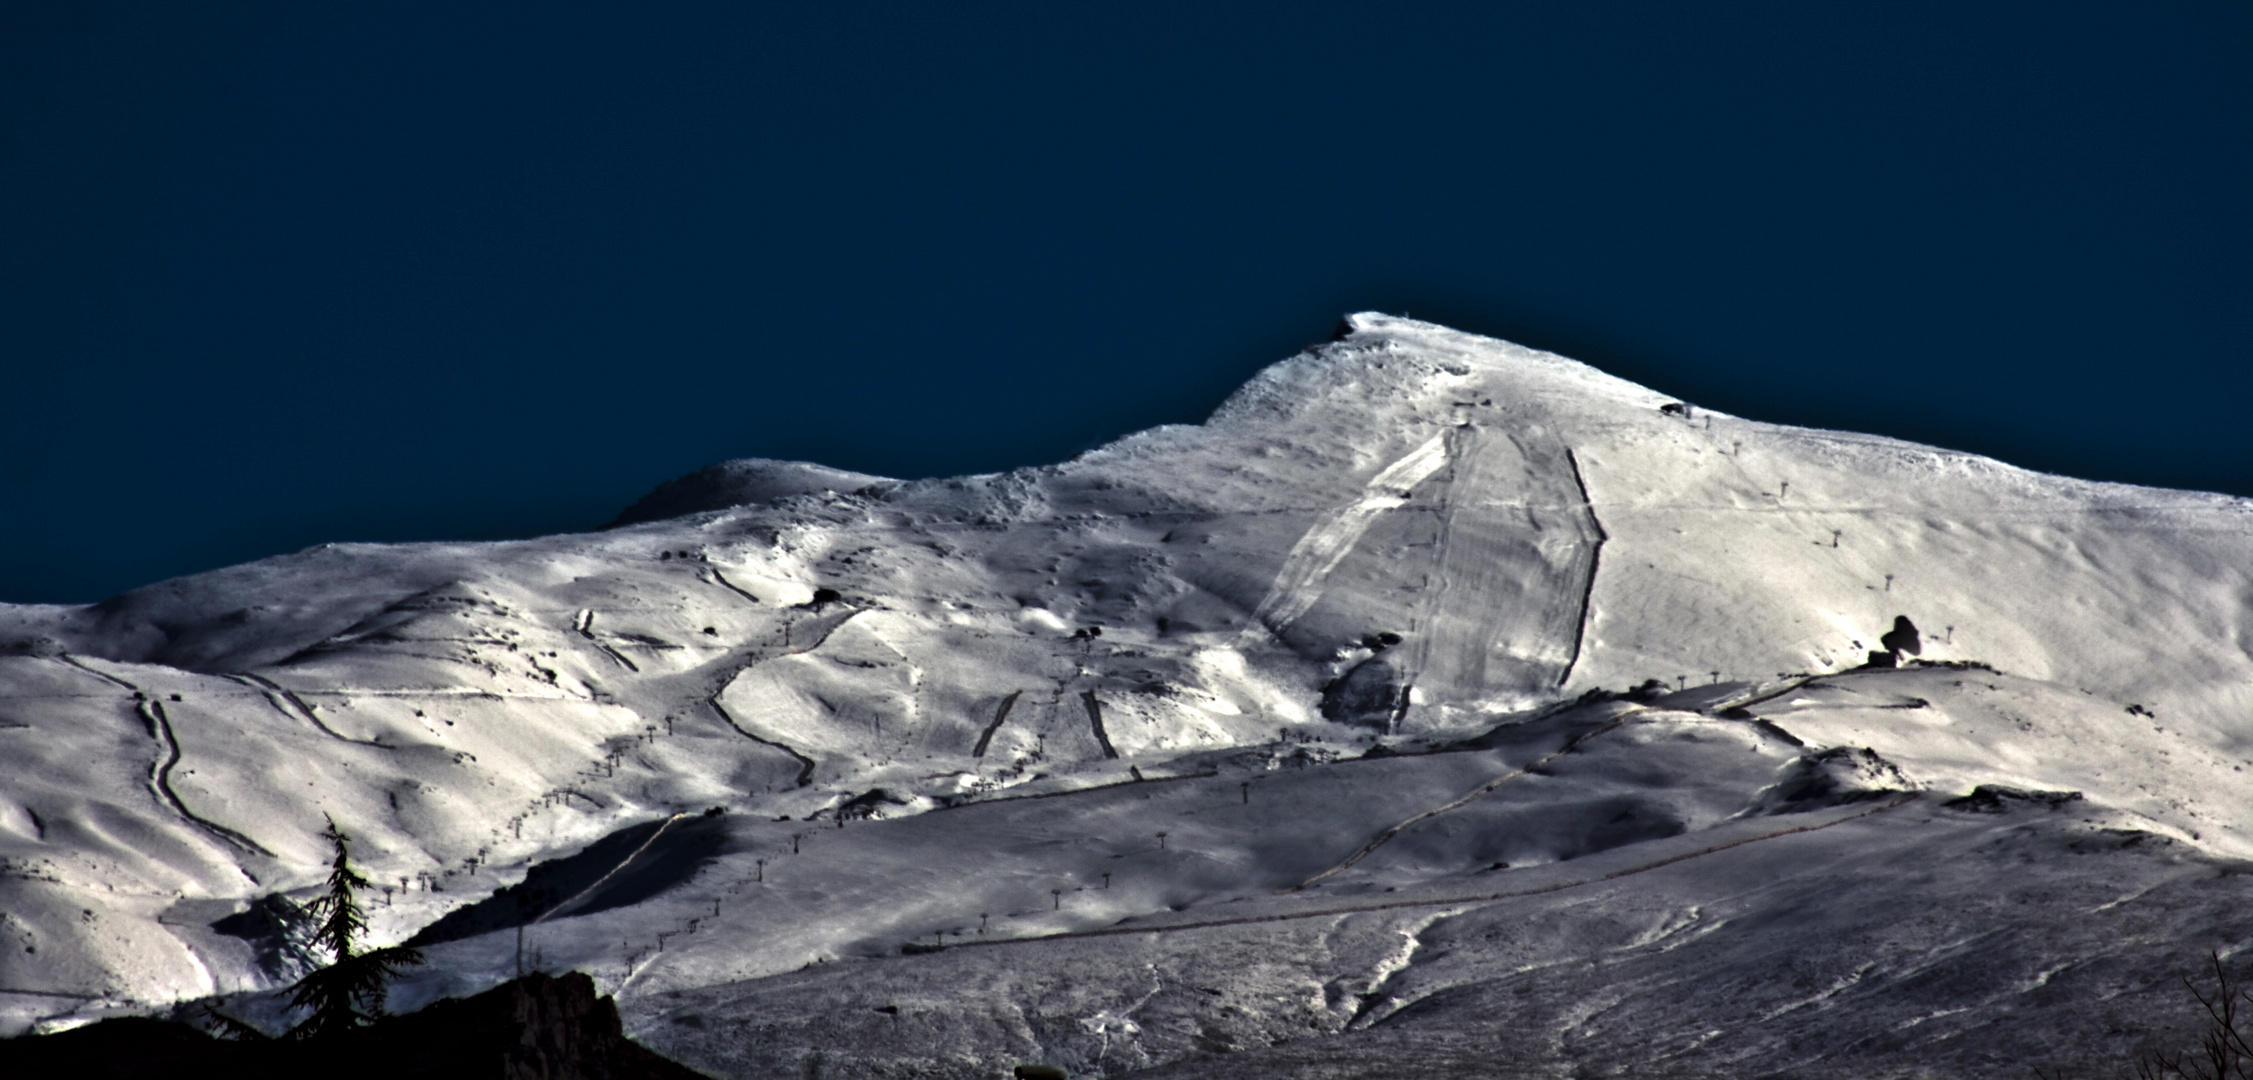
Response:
[2,315,2249,1077]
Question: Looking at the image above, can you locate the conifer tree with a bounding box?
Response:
[286,817,424,1039]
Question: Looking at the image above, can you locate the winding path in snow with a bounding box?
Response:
[52,655,273,856]
[227,671,390,747]
[704,606,868,788]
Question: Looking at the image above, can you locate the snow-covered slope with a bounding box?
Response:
[2,315,2248,1077]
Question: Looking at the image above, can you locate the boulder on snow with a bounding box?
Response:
[1880,615,1922,658]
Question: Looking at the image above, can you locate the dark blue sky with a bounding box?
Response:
[4,2,2248,604]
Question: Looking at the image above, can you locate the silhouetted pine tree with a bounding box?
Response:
[286,817,424,1039]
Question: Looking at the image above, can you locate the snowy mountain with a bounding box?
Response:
[3,314,2249,1077]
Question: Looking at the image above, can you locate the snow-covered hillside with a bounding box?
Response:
[2,314,2248,1077]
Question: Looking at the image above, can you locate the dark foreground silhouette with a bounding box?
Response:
[3,971,710,1080]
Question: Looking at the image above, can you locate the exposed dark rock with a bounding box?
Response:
[1320,655,1407,729]
[837,788,911,820]
[1944,785,2085,813]
[1746,746,1915,815]
[1906,658,1998,671]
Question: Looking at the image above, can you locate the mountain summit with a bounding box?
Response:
[3,315,2248,1077]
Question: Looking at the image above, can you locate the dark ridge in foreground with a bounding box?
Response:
[3,972,710,1080]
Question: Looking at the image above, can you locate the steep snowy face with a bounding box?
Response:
[1,314,2249,1073]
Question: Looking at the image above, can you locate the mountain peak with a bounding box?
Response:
[610,458,896,527]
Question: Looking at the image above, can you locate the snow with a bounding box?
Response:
[1,313,2249,1076]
